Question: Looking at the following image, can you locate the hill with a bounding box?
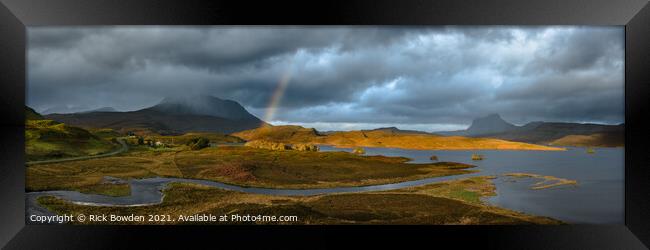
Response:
[25,119,118,161]
[26,106,44,120]
[45,95,267,135]
[232,125,321,142]
[233,125,563,151]
[549,132,623,147]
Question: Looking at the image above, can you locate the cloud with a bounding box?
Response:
[27,26,624,131]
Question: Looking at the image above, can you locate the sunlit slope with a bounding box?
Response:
[550,133,624,147]
[233,125,564,151]
[26,114,118,161]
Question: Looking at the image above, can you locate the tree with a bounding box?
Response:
[188,137,210,150]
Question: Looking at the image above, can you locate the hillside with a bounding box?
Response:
[549,132,624,147]
[232,125,322,142]
[25,119,118,161]
[45,95,267,135]
[233,125,563,151]
[26,106,44,120]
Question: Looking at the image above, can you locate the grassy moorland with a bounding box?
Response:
[36,176,561,225]
[232,125,564,151]
[25,119,119,161]
[173,146,477,189]
[26,145,183,195]
[27,145,477,195]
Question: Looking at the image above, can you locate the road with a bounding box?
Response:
[26,138,129,166]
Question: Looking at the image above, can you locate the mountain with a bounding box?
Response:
[45,95,267,135]
[440,114,516,136]
[438,114,623,147]
[144,95,256,120]
[465,114,517,136]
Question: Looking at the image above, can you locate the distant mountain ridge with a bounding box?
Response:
[363,127,433,135]
[144,95,257,120]
[80,107,117,113]
[439,114,624,147]
[44,95,267,135]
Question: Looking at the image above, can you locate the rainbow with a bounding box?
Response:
[262,57,295,126]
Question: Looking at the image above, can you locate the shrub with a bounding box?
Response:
[352,147,365,155]
[187,137,210,150]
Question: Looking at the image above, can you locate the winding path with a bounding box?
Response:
[26,138,129,166]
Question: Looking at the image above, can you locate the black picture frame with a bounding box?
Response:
[1,0,648,249]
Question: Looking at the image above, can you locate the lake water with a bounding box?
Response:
[26,146,623,224]
[320,145,624,224]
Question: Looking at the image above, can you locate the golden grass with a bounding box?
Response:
[550,133,624,148]
[233,125,564,151]
[27,145,475,193]
[173,146,477,189]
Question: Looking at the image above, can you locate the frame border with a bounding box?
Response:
[0,0,648,249]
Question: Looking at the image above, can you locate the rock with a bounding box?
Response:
[291,143,320,152]
[430,155,438,161]
[244,140,290,151]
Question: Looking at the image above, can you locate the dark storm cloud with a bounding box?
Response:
[27,26,624,131]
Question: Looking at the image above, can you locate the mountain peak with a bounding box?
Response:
[145,95,261,121]
[466,113,516,136]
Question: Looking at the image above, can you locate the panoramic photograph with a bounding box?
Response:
[25,26,624,225]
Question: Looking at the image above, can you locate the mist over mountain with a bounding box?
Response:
[80,107,117,113]
[144,95,258,121]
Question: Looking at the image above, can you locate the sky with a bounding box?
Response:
[27,26,624,132]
